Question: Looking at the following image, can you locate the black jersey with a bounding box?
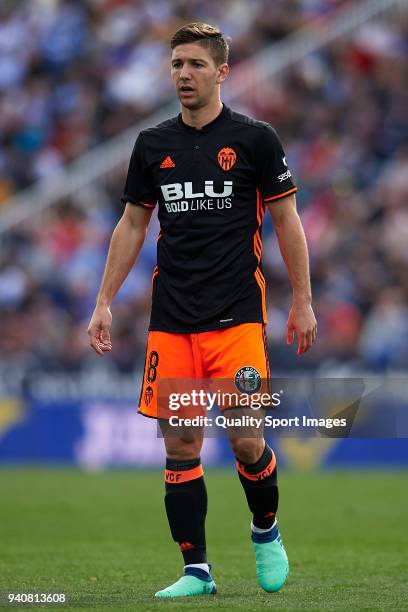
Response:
[121,104,297,333]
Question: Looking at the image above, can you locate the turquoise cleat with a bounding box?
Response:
[154,566,217,598]
[252,523,289,592]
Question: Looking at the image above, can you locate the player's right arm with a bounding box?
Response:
[87,203,153,355]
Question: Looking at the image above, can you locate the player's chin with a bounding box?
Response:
[178,94,200,109]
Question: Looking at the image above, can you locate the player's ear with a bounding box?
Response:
[216,63,229,84]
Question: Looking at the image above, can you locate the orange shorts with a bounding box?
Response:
[138,322,270,419]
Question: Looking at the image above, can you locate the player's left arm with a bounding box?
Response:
[267,193,317,355]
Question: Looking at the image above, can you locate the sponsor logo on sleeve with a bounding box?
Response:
[278,156,291,182]
[278,169,292,182]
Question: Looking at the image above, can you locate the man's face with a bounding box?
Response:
[171,43,228,110]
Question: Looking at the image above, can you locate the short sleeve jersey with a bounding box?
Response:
[122,104,297,333]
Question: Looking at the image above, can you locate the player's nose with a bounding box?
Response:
[179,64,192,80]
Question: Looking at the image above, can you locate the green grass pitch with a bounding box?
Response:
[0,469,407,611]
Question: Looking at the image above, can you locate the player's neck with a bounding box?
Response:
[181,100,223,130]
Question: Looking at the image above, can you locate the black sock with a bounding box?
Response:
[236,444,278,529]
[164,457,207,564]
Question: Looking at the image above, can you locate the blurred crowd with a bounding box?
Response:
[0,0,407,384]
[0,0,334,200]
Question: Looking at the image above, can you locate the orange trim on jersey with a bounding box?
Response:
[256,188,265,225]
[254,267,267,323]
[253,189,265,265]
[253,237,261,262]
[256,190,262,226]
[165,464,204,484]
[262,324,271,380]
[157,230,162,242]
[152,266,158,283]
[254,230,262,263]
[264,187,297,202]
[236,450,276,481]
[255,266,265,286]
[140,201,156,208]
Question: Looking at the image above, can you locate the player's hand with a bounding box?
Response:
[87,305,113,355]
[286,302,317,356]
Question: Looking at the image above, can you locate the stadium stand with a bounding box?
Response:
[0,0,407,387]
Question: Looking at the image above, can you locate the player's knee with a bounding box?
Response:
[230,437,265,464]
[164,436,203,460]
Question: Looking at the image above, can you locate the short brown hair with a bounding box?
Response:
[170,22,229,66]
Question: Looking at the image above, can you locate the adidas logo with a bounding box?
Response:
[179,541,195,552]
[160,155,176,169]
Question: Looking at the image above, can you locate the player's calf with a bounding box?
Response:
[164,457,208,565]
[235,441,279,529]
[157,459,215,598]
[234,442,289,591]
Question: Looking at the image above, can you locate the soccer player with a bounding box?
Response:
[88,23,317,598]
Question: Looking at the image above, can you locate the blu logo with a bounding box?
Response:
[161,181,233,201]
